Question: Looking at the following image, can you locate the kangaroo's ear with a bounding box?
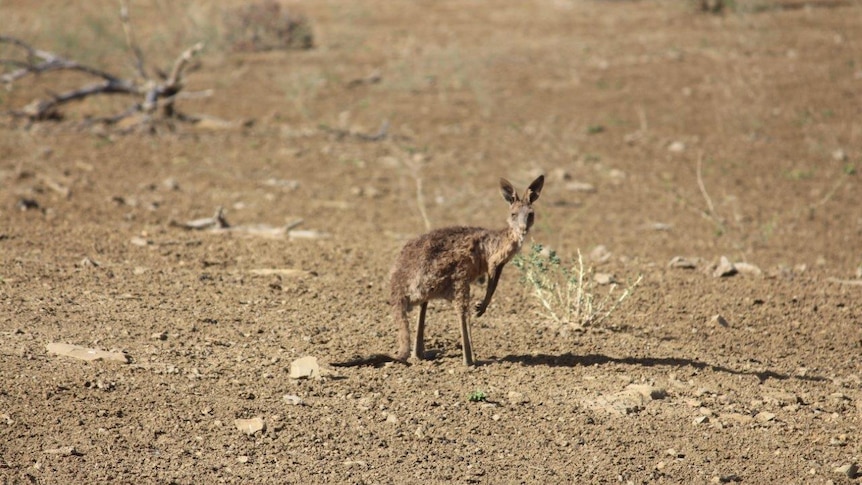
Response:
[500,178,517,204]
[525,175,544,203]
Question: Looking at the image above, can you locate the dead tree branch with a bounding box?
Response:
[0,6,219,130]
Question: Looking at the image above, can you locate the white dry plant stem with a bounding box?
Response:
[515,245,642,327]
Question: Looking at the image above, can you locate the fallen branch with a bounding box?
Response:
[0,5,224,131]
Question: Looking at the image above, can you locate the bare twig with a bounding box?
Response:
[118,0,147,79]
[0,6,216,130]
[415,176,432,232]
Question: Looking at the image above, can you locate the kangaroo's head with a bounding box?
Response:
[500,175,544,244]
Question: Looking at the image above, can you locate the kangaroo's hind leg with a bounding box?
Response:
[412,302,428,360]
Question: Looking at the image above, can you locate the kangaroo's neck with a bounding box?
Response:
[482,227,525,268]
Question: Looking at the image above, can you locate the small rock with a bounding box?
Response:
[234,417,265,436]
[755,412,776,423]
[289,356,320,380]
[44,446,80,456]
[710,314,729,327]
[589,245,612,264]
[594,273,614,285]
[832,149,848,162]
[720,412,755,426]
[713,256,737,278]
[385,413,399,425]
[46,343,129,364]
[237,455,249,464]
[507,391,529,405]
[151,331,167,341]
[288,229,331,240]
[283,394,303,406]
[162,177,180,191]
[734,262,762,277]
[79,257,99,268]
[693,415,710,425]
[834,463,859,478]
[669,256,697,269]
[565,181,597,193]
[130,236,152,247]
[668,141,686,153]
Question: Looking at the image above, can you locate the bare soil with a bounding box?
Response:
[1,1,861,483]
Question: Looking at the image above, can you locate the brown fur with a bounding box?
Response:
[389,175,544,365]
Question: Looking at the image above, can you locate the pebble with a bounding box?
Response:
[507,391,529,405]
[46,343,129,364]
[669,256,697,269]
[710,314,729,327]
[283,394,303,406]
[668,141,686,153]
[755,412,776,423]
[734,262,762,277]
[834,463,858,478]
[234,417,265,436]
[594,273,614,285]
[289,356,320,380]
[565,181,596,193]
[693,415,710,425]
[713,256,737,278]
[589,245,612,264]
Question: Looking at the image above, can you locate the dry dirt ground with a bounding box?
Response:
[1,0,862,483]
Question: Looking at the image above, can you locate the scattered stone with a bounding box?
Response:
[668,141,686,153]
[289,356,320,379]
[44,446,81,456]
[78,257,99,268]
[713,256,737,278]
[174,207,229,230]
[594,273,614,285]
[507,391,529,405]
[133,267,149,275]
[710,314,729,327]
[262,178,300,190]
[151,331,167,341]
[249,268,310,277]
[17,198,40,211]
[288,229,331,240]
[344,459,368,468]
[693,415,710,425]
[734,262,762,277]
[565,181,596,193]
[283,394,303,406]
[46,343,129,364]
[385,413,399,425]
[719,413,755,426]
[234,417,265,436]
[834,463,858,478]
[713,474,741,483]
[129,236,151,247]
[755,412,776,423]
[237,455,249,464]
[589,245,612,264]
[162,177,180,191]
[583,384,665,416]
[669,256,697,269]
[832,149,848,162]
[649,222,672,231]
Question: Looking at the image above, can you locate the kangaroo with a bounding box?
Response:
[389,175,544,366]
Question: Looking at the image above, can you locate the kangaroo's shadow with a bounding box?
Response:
[499,352,827,383]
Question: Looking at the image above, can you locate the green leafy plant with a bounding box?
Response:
[513,243,642,327]
[468,390,487,402]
